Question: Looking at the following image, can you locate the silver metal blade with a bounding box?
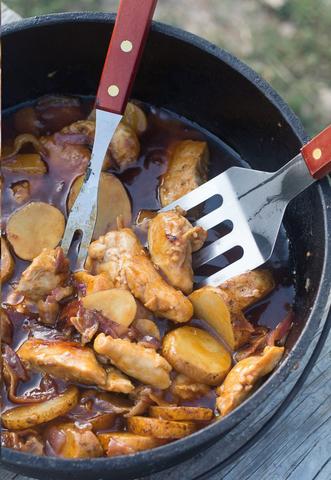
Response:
[61,109,122,268]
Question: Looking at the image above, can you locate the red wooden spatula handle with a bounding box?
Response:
[96,0,157,114]
[301,124,331,179]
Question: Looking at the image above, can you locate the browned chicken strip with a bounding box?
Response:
[94,333,172,389]
[159,140,209,207]
[17,338,133,393]
[87,228,193,323]
[16,248,69,301]
[148,210,207,294]
[219,270,275,312]
[216,346,284,416]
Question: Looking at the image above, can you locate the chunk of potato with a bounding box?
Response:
[68,172,131,239]
[82,289,137,328]
[98,432,165,455]
[149,406,213,421]
[2,154,47,175]
[74,271,114,295]
[127,416,197,439]
[162,326,232,386]
[6,202,65,260]
[1,237,15,283]
[47,423,103,458]
[123,102,148,135]
[2,386,79,430]
[189,287,235,350]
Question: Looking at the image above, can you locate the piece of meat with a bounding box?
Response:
[11,180,31,204]
[125,386,168,417]
[104,367,134,394]
[94,333,172,389]
[219,270,275,312]
[40,134,90,175]
[170,373,211,401]
[159,140,209,207]
[16,248,70,301]
[1,309,13,344]
[231,310,255,349]
[216,346,284,416]
[87,228,193,323]
[17,338,114,391]
[1,430,44,455]
[148,210,207,294]
[45,423,103,458]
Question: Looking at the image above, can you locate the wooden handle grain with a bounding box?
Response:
[301,124,331,179]
[96,0,157,114]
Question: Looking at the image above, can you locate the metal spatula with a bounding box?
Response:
[161,125,331,286]
[61,0,157,268]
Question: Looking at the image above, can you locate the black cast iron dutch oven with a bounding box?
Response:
[1,12,331,480]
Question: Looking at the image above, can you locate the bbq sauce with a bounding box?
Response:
[1,96,295,439]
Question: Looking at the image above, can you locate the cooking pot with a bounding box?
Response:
[2,12,331,480]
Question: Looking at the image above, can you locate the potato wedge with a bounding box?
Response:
[123,102,147,135]
[127,416,197,439]
[6,202,65,260]
[68,172,131,239]
[2,153,47,175]
[82,289,137,328]
[74,271,114,295]
[159,140,209,207]
[1,237,15,283]
[2,386,79,430]
[46,423,103,458]
[149,406,213,421]
[98,432,165,455]
[162,326,232,386]
[189,287,235,350]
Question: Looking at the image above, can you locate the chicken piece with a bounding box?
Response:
[11,180,31,204]
[105,367,135,394]
[219,270,275,312]
[40,135,90,175]
[94,333,172,389]
[216,346,284,416]
[87,228,193,323]
[60,119,95,143]
[159,140,209,207]
[74,271,114,296]
[45,423,103,458]
[1,309,13,344]
[1,430,44,455]
[148,210,207,294]
[16,248,70,301]
[170,373,211,401]
[109,123,140,170]
[17,338,114,392]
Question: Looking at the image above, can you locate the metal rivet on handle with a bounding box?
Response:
[121,40,133,52]
[312,148,322,160]
[108,85,120,97]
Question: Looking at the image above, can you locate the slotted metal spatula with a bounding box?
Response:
[61,0,157,268]
[161,125,331,286]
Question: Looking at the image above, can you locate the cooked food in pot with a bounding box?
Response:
[1,95,294,458]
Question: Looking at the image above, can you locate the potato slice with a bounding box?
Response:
[98,432,165,455]
[82,288,137,328]
[74,271,114,295]
[2,386,79,430]
[162,326,232,386]
[68,172,131,239]
[189,287,235,350]
[127,416,197,439]
[6,202,65,260]
[1,237,15,283]
[2,153,47,175]
[123,102,147,135]
[149,406,213,421]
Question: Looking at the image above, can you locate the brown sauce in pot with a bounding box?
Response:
[1,96,294,455]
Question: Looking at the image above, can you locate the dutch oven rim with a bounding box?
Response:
[2,11,331,476]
